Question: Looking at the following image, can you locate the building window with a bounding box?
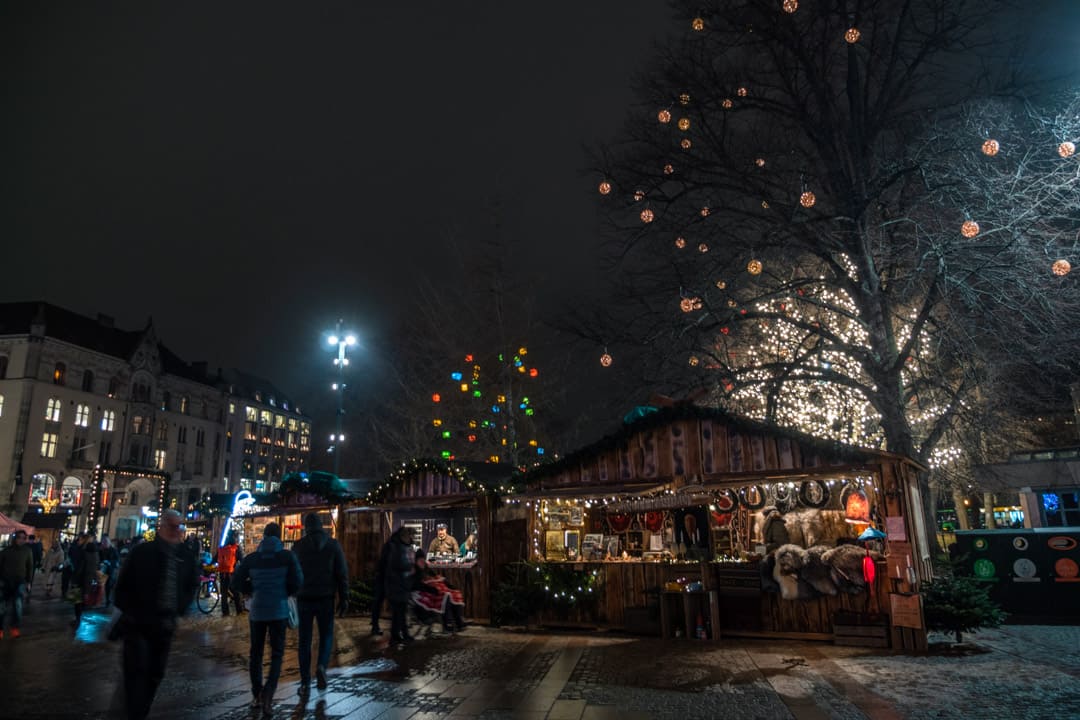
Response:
[282,400,289,410]
[45,397,62,422]
[101,410,116,432]
[161,391,171,411]
[61,477,82,505]
[288,418,298,432]
[53,362,66,385]
[41,432,59,458]
[0,355,8,379]
[254,391,262,402]
[0,394,4,418]
[98,440,112,465]
[81,370,94,392]
[74,403,91,427]
[180,396,189,414]
[224,460,231,478]
[108,377,121,398]
[154,449,167,470]
[274,414,286,429]
[157,421,168,441]
[229,402,236,415]
[195,428,205,447]
[29,473,56,503]
[268,396,276,407]
[1041,491,1080,528]
[259,410,272,426]
[129,489,139,506]
[178,426,188,444]
[133,416,146,435]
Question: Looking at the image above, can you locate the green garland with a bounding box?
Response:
[365,457,527,505]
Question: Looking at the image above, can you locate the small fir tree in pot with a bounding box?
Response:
[921,558,1006,643]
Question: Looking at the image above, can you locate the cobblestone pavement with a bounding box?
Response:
[4,588,1080,719]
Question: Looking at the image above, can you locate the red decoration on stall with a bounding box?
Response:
[608,513,632,533]
[844,489,871,524]
[862,552,877,584]
[644,511,665,532]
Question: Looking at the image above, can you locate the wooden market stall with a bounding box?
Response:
[340,459,513,623]
[519,404,931,650]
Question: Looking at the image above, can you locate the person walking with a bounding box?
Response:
[217,532,245,616]
[26,534,43,602]
[99,536,120,607]
[383,525,416,645]
[233,522,302,718]
[0,530,34,638]
[62,533,87,598]
[71,534,101,630]
[42,541,65,599]
[369,532,392,637]
[113,509,200,720]
[292,513,349,695]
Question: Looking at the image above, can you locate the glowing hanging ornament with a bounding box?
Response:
[663,163,674,175]
[678,117,691,131]
[529,367,539,377]
[722,98,733,109]
[640,208,654,223]
[700,206,710,217]
[961,220,980,238]
[600,352,613,367]
[800,191,816,208]
[845,27,860,44]
[680,138,692,150]
[675,237,687,249]
[715,279,726,289]
[679,93,690,106]
[432,393,441,403]
[1059,141,1076,158]
[755,158,766,167]
[598,181,612,195]
[1052,259,1072,276]
[737,87,748,97]
[844,488,871,524]
[634,189,645,202]
[688,355,700,366]
[658,109,672,124]
[692,17,704,31]
[783,0,798,13]
[862,552,877,584]
[981,139,1000,156]
[747,259,763,275]
[698,242,709,253]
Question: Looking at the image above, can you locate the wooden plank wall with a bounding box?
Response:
[340,510,387,582]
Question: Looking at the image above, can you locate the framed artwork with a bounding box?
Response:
[545,530,566,560]
[582,533,603,560]
[675,506,709,549]
[564,530,580,558]
[625,530,644,555]
[605,536,621,558]
[569,507,584,526]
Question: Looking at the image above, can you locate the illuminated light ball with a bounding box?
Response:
[634,189,645,202]
[663,163,674,175]
[722,98,733,109]
[679,93,690,106]
[1059,141,1076,158]
[678,117,691,131]
[680,297,695,313]
[737,87,748,97]
[800,191,816,208]
[467,434,477,443]
[519,346,527,355]
[692,17,704,31]
[981,139,999,156]
[747,259,763,275]
[688,355,701,367]
[600,352,613,367]
[675,236,687,249]
[432,393,441,403]
[761,201,769,209]
[783,0,798,13]
[755,157,766,167]
[720,327,730,335]
[961,220,980,238]
[640,208,654,223]
[700,206,710,217]
[658,109,672,124]
[715,279,726,289]
[529,368,539,377]
[845,27,860,44]
[1052,259,1072,276]
[698,242,709,253]
[680,138,692,150]
[727,299,738,307]
[464,354,473,362]
[598,181,612,195]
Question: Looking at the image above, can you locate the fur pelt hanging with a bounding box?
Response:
[772,544,817,600]
[822,544,883,594]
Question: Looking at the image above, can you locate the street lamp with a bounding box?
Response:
[327,319,358,476]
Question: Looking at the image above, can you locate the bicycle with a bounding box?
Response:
[197,564,220,614]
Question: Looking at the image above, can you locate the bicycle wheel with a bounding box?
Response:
[197,579,220,614]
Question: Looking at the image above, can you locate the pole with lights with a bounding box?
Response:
[327,319,357,476]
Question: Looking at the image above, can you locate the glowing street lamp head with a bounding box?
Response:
[345,335,357,346]
[327,335,339,346]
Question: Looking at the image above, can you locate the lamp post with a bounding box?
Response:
[326,319,357,476]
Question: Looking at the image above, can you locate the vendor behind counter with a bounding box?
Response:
[427,522,459,556]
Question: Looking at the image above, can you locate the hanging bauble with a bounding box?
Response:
[722,98,733,109]
[800,191,816,208]
[658,109,672,124]
[747,259,763,275]
[783,0,798,13]
[688,355,700,366]
[843,487,871,524]
[679,93,690,106]
[981,139,999,156]
[692,17,704,31]
[663,163,674,175]
[715,279,726,289]
[755,158,765,167]
[698,242,709,253]
[529,367,539,377]
[680,138,692,150]
[600,352,613,367]
[862,553,877,584]
[845,27,860,44]
[700,206,710,217]
[675,237,687,249]
[737,87,748,97]
[1059,141,1076,158]
[1052,259,1072,276]
[598,181,612,195]
[961,220,980,238]
[634,189,645,201]
[678,117,691,131]
[640,208,654,223]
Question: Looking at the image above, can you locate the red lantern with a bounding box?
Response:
[862,553,876,584]
[844,488,871,524]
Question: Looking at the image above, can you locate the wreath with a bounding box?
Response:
[738,484,767,510]
[607,513,632,533]
[644,511,665,533]
[798,479,831,508]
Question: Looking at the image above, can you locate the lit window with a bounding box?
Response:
[288,418,298,431]
[275,414,285,429]
[0,394,4,417]
[180,396,189,414]
[154,449,167,470]
[254,391,262,402]
[229,402,236,415]
[74,404,91,427]
[53,362,66,385]
[41,432,59,458]
[45,397,62,422]
[245,406,257,422]
[101,410,116,432]
[269,396,276,407]
[260,410,272,426]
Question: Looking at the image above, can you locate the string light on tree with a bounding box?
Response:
[722,98,733,109]
[1052,259,1072,276]
[961,220,980,238]
[678,117,691,131]
[675,237,687,249]
[783,0,798,13]
[598,181,612,195]
[681,138,692,150]
[982,139,1000,156]
[658,109,672,124]
[698,242,709,253]
[679,93,690,105]
[692,17,704,31]
[1059,141,1075,158]
[800,191,817,208]
[747,259,763,275]
[634,190,645,201]
[640,208,655,223]
[600,351,613,367]
[845,28,861,44]
[737,87,748,97]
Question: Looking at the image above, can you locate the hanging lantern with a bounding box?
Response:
[981,139,1000,156]
[755,157,766,167]
[783,0,798,13]
[663,163,674,175]
[1052,259,1072,276]
[800,191,816,207]
[640,208,654,223]
[658,109,672,124]
[844,488,871,524]
[747,259,763,275]
[722,98,733,109]
[678,117,691,131]
[961,220,980,238]
[1059,141,1076,158]
[845,27,860,44]
[600,352,613,367]
[737,87,748,97]
[634,189,645,202]
[692,17,704,31]
[679,93,690,106]
[698,242,709,253]
[680,138,692,150]
[675,237,687,249]
[862,552,877,584]
[598,181,612,195]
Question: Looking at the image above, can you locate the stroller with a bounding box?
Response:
[407,588,444,639]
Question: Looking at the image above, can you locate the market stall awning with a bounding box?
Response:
[1,511,35,535]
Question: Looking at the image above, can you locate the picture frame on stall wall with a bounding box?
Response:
[568,507,584,526]
[582,533,603,560]
[545,530,566,560]
[564,531,580,558]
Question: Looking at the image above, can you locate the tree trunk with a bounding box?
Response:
[984,493,997,529]
[953,490,971,531]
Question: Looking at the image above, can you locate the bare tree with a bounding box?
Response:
[574,0,1080,536]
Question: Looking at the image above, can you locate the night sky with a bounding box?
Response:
[2,1,678,437]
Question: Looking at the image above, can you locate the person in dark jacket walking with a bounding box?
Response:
[99,536,120,607]
[71,536,101,630]
[113,510,200,720]
[233,522,302,718]
[292,513,349,694]
[0,530,34,638]
[383,525,416,645]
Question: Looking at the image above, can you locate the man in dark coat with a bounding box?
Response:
[292,513,349,694]
[384,525,416,645]
[113,510,200,720]
[0,530,34,638]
